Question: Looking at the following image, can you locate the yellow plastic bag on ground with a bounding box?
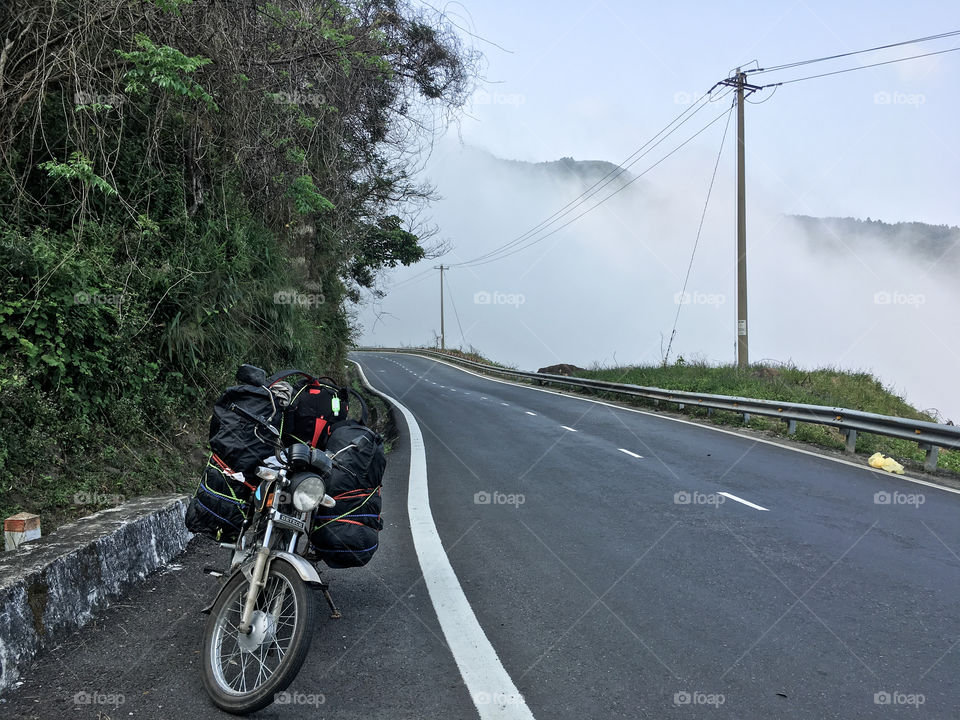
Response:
[868,452,905,475]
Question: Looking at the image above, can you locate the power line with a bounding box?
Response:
[458,100,738,269]
[388,266,435,290]
[450,84,729,268]
[759,45,960,88]
[746,29,960,75]
[663,98,735,366]
[444,272,465,345]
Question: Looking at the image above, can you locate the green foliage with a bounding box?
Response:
[38,151,118,196]
[117,34,215,107]
[350,215,426,287]
[286,175,335,215]
[0,0,476,527]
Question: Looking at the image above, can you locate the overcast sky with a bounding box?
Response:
[356,0,960,419]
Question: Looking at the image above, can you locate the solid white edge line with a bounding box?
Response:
[718,492,769,512]
[374,352,960,498]
[618,448,643,459]
[352,360,536,720]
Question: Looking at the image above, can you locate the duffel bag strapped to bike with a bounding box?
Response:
[209,367,282,475]
[267,369,367,451]
[185,455,258,542]
[309,419,385,568]
[187,364,278,540]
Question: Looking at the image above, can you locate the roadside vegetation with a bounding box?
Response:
[0,0,477,528]
[578,360,959,474]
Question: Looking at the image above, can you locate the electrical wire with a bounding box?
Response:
[387,266,435,290]
[759,45,960,88]
[449,84,729,268]
[746,29,960,75]
[444,272,466,345]
[663,98,735,366]
[458,100,738,268]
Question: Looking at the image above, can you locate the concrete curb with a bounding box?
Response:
[0,494,192,695]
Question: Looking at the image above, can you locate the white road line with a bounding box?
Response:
[501,402,509,406]
[525,411,537,416]
[718,491,769,511]
[618,448,644,459]
[481,397,488,400]
[353,361,535,720]
[561,426,578,432]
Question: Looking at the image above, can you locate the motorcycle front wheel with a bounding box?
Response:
[201,558,317,715]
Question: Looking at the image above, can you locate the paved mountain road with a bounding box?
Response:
[4,350,959,719]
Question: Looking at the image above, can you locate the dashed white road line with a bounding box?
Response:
[501,402,509,406]
[525,411,537,416]
[618,448,644,459]
[353,361,535,720]
[561,426,578,432]
[718,491,769,511]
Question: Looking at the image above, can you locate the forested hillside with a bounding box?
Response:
[0,0,476,523]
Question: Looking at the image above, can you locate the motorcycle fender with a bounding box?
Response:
[200,551,321,614]
[270,550,323,585]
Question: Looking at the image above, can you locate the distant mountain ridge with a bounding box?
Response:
[789,215,959,269]
[483,150,633,185]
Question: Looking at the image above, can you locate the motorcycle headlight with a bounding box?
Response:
[290,472,327,512]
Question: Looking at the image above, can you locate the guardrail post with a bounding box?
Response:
[919,444,940,472]
[786,419,797,435]
[742,412,751,424]
[677,403,685,410]
[843,429,857,453]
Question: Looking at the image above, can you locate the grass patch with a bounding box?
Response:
[577,362,959,474]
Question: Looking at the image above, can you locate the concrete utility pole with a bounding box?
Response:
[434,265,447,350]
[721,69,760,368]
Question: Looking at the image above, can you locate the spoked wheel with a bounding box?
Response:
[201,559,317,715]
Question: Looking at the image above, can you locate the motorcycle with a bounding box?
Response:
[198,402,349,715]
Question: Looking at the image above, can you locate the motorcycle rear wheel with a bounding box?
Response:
[201,558,317,715]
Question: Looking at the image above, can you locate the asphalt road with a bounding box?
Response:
[5,350,960,719]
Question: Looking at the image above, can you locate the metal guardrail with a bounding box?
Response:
[359,347,960,471]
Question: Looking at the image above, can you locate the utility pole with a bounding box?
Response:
[434,265,447,350]
[736,70,748,369]
[721,69,760,368]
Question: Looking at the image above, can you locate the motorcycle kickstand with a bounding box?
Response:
[319,580,341,619]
